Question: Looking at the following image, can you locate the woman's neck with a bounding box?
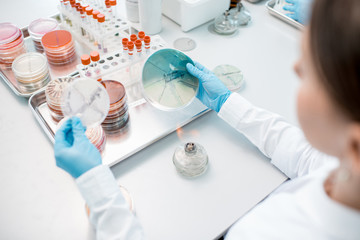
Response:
[324,167,360,211]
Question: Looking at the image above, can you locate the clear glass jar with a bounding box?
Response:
[173,142,208,177]
[214,10,237,35]
[229,2,251,27]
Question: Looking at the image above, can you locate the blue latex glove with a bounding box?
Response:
[283,0,313,25]
[186,62,231,113]
[54,117,101,178]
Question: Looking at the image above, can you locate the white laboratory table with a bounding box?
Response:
[0,1,301,239]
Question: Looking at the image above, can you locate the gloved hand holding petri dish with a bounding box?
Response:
[61,78,110,128]
[141,48,199,111]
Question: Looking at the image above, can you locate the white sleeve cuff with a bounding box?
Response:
[75,165,120,207]
[218,93,255,128]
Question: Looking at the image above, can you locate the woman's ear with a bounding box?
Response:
[347,124,360,172]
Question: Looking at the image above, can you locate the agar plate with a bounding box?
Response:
[213,64,244,91]
[142,48,199,111]
[61,78,110,128]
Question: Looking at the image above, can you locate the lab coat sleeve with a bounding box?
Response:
[218,93,336,179]
[76,165,145,240]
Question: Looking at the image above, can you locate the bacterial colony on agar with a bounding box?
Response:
[61,78,110,128]
[142,49,199,111]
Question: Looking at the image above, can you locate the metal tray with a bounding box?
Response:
[29,88,209,166]
[266,0,304,30]
[0,15,92,98]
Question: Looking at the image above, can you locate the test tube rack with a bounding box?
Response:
[77,35,167,84]
[58,3,131,54]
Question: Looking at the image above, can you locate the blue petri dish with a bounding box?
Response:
[141,48,199,111]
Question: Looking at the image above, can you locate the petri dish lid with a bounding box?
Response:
[0,23,21,45]
[28,18,59,39]
[12,52,48,78]
[61,78,110,128]
[41,30,72,49]
[213,64,245,91]
[142,48,199,111]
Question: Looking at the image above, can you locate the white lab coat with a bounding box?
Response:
[76,93,360,239]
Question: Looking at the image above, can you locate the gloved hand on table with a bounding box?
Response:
[283,0,313,25]
[186,62,231,113]
[54,117,101,178]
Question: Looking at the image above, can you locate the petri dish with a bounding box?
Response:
[61,78,110,128]
[28,18,59,38]
[0,23,20,45]
[213,64,245,91]
[142,48,199,111]
[173,37,197,52]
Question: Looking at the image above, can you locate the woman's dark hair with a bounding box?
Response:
[310,0,360,122]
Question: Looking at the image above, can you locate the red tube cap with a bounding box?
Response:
[144,36,151,43]
[135,39,142,49]
[97,14,105,23]
[90,51,100,61]
[85,7,93,15]
[138,31,145,39]
[130,34,137,42]
[127,41,134,50]
[81,54,90,65]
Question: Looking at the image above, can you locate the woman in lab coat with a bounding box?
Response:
[54,0,360,238]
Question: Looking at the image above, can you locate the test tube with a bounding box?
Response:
[81,54,92,77]
[85,7,94,27]
[79,8,87,36]
[138,31,145,42]
[127,41,134,60]
[122,38,129,55]
[90,51,102,81]
[135,39,142,57]
[110,0,117,19]
[92,10,100,30]
[105,0,112,20]
[130,34,137,42]
[144,36,151,54]
[97,14,106,52]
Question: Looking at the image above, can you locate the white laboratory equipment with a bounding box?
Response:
[162,0,230,32]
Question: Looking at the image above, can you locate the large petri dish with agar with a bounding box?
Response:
[142,48,199,111]
[61,78,110,128]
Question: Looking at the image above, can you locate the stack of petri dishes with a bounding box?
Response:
[45,76,74,122]
[101,80,129,132]
[85,125,107,154]
[12,52,51,93]
[0,23,26,68]
[28,18,59,53]
[41,30,77,66]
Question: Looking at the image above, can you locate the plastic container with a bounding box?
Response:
[0,23,26,68]
[12,52,50,93]
[41,30,77,66]
[28,18,59,53]
[126,0,140,23]
[138,0,162,35]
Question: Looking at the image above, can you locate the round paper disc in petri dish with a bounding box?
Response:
[61,78,110,128]
[142,48,199,110]
[213,64,244,91]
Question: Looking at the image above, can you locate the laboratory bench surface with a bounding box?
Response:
[0,1,301,239]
